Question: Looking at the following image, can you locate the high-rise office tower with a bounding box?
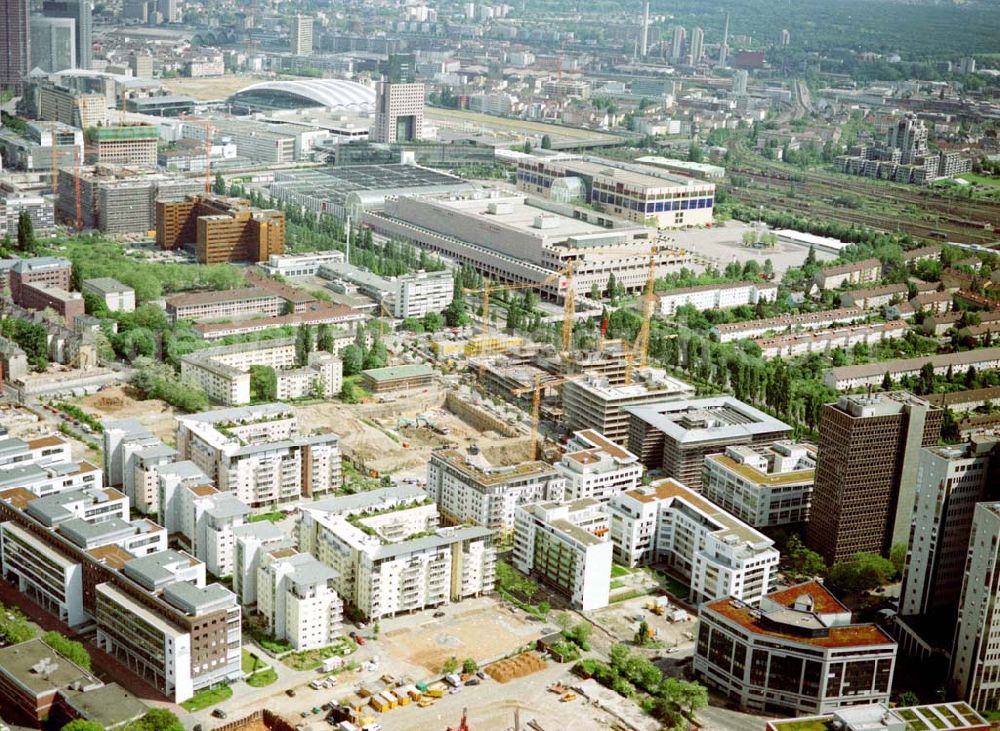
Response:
[42,0,90,69]
[291,15,313,57]
[0,0,30,92]
[639,1,649,57]
[30,16,76,72]
[158,0,178,23]
[889,114,930,165]
[805,392,943,565]
[900,438,998,623]
[719,12,729,66]
[670,26,686,62]
[951,501,1000,709]
[690,27,704,65]
[371,54,423,144]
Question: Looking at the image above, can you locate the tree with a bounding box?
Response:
[590,282,601,300]
[634,620,650,646]
[42,630,91,670]
[541,134,552,149]
[16,210,35,253]
[688,143,704,163]
[918,361,936,395]
[783,535,826,579]
[63,722,105,731]
[249,365,277,402]
[126,709,185,731]
[422,311,444,333]
[363,336,387,369]
[826,552,895,595]
[316,323,334,353]
[295,324,313,366]
[462,657,478,674]
[804,244,817,267]
[882,372,893,391]
[898,690,920,707]
[442,656,459,674]
[213,173,226,195]
[341,344,363,376]
[443,294,469,327]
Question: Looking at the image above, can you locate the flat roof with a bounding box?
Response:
[0,638,99,698]
[82,277,133,294]
[166,286,278,309]
[60,683,149,728]
[361,364,435,382]
[626,397,792,444]
[827,348,1000,382]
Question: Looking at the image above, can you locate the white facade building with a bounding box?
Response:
[607,480,779,605]
[656,282,777,317]
[257,550,343,650]
[233,521,293,607]
[555,430,643,502]
[702,442,816,528]
[512,498,613,611]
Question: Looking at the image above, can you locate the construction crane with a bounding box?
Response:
[50,123,58,194]
[464,262,575,379]
[202,124,214,193]
[624,246,658,384]
[510,373,583,462]
[377,299,395,338]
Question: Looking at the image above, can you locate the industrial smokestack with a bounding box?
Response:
[640,1,650,57]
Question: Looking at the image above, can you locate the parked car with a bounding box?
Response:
[211,710,227,719]
[465,678,480,686]
[286,689,297,697]
[433,611,446,618]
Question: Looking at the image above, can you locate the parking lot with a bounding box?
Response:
[674,220,836,276]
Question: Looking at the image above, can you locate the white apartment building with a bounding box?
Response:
[24,486,128,527]
[0,459,102,498]
[711,308,866,343]
[755,321,908,360]
[556,430,643,502]
[233,521,293,607]
[298,490,495,620]
[257,251,346,278]
[607,480,779,605]
[0,434,72,469]
[159,474,251,579]
[656,281,777,317]
[319,263,452,319]
[512,499,613,611]
[81,278,135,313]
[900,439,998,620]
[257,549,343,650]
[0,521,85,626]
[180,339,342,406]
[426,446,565,543]
[58,515,167,557]
[102,418,176,515]
[702,442,816,528]
[175,404,342,510]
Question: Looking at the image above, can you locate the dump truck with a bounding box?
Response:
[427,688,444,698]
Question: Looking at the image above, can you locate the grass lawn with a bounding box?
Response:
[957,173,1000,188]
[246,668,278,688]
[242,648,265,674]
[248,629,293,655]
[180,685,233,712]
[610,580,625,590]
[282,638,357,672]
[248,510,285,523]
[610,564,631,579]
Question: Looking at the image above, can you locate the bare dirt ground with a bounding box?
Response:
[377,601,542,674]
[74,386,178,444]
[163,74,268,100]
[296,386,532,477]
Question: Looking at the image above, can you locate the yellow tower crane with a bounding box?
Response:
[624,246,658,383]
[511,374,577,462]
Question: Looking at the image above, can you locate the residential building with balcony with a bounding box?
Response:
[511,498,612,611]
[257,549,343,650]
[607,480,779,606]
[555,429,643,502]
[233,521,293,607]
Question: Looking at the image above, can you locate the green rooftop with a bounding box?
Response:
[88,125,159,141]
[360,364,435,382]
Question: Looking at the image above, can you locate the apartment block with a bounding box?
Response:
[824,349,1000,392]
[298,489,495,620]
[156,194,285,265]
[318,263,453,319]
[233,521,293,607]
[711,307,867,343]
[257,251,346,278]
[34,81,107,128]
[555,429,643,502]
[7,256,71,302]
[175,404,342,509]
[0,433,72,469]
[562,370,696,445]
[0,459,102,498]
[806,392,943,564]
[102,418,176,515]
[165,287,284,324]
[85,126,159,167]
[696,582,897,715]
[159,476,251,579]
[81,278,135,313]
[702,442,816,528]
[627,397,793,489]
[23,486,128,526]
[257,549,343,650]
[516,155,715,228]
[812,258,882,291]
[58,515,167,558]
[951,502,1000,711]
[766,703,987,731]
[656,281,777,317]
[180,338,341,406]
[426,446,565,543]
[754,320,908,360]
[900,439,998,625]
[607,480,779,606]
[839,283,909,310]
[512,498,612,611]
